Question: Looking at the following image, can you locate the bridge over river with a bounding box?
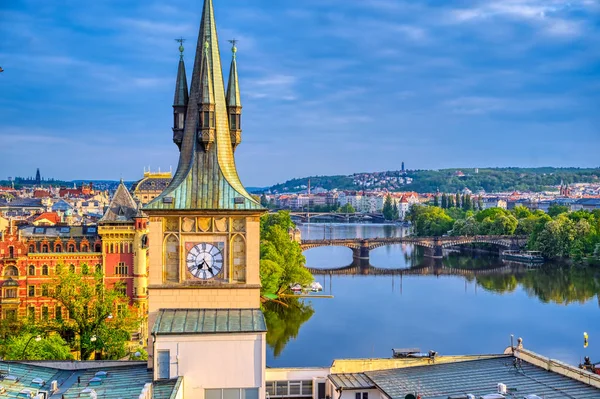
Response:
[300,235,528,260]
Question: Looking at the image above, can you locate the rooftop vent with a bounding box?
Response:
[94,371,107,379]
[162,197,174,204]
[234,197,245,204]
[31,377,45,387]
[80,388,97,399]
[447,395,475,399]
[524,396,542,399]
[480,394,505,399]
[89,377,102,386]
[17,388,37,398]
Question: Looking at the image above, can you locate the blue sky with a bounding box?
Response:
[1,0,599,186]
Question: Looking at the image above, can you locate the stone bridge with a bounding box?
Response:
[300,235,528,259]
[283,212,386,223]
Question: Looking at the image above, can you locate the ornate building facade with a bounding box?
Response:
[0,182,149,326]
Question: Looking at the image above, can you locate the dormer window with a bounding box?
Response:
[229,113,238,130]
[202,111,215,128]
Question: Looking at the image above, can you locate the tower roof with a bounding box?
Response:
[145,0,261,212]
[226,44,241,108]
[173,56,189,107]
[100,182,139,223]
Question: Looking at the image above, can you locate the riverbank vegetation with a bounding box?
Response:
[408,204,600,261]
[260,211,313,296]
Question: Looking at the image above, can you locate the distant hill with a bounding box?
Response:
[265,167,600,194]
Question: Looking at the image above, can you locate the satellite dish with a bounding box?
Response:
[405,395,416,399]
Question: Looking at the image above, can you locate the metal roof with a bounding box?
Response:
[152,308,267,335]
[366,356,600,399]
[99,182,139,223]
[329,373,376,390]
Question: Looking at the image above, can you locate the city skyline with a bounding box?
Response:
[1,0,599,186]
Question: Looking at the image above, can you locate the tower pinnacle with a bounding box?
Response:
[172,39,189,150]
[226,39,242,151]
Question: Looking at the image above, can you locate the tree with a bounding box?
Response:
[407,205,454,236]
[448,195,455,208]
[392,202,399,220]
[548,204,569,217]
[433,195,439,207]
[0,333,73,360]
[260,194,269,207]
[49,267,141,360]
[260,212,313,295]
[477,196,483,211]
[382,194,394,220]
[339,203,355,214]
[441,194,448,209]
[455,192,461,208]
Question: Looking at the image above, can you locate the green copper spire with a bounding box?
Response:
[226,39,242,151]
[146,0,260,211]
[226,40,241,108]
[173,41,189,107]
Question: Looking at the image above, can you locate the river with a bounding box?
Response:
[264,223,600,368]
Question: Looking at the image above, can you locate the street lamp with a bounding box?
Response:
[21,335,41,358]
[90,335,105,360]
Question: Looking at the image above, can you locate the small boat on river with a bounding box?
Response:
[501,250,544,264]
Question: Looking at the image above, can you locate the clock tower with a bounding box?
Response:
[144,1,266,397]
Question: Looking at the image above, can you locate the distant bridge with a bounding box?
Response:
[277,211,387,223]
[300,235,528,259]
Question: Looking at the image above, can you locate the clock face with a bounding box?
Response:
[186,242,224,279]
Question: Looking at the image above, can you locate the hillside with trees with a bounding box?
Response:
[266,167,600,193]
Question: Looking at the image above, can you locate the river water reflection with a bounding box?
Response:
[265,223,600,368]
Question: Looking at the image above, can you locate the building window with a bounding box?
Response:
[96,264,102,274]
[28,265,36,276]
[42,265,49,275]
[42,306,49,321]
[115,262,128,276]
[266,381,313,398]
[68,244,75,253]
[56,306,62,321]
[81,244,89,252]
[115,284,127,296]
[42,285,49,297]
[4,266,18,276]
[355,394,368,399]
[55,244,62,253]
[4,288,17,298]
[206,389,259,399]
[41,244,49,253]
[4,309,17,321]
[28,285,35,297]
[82,264,89,275]
[8,246,14,258]
[69,264,75,273]
[29,244,36,253]
[95,243,101,252]
[28,307,35,321]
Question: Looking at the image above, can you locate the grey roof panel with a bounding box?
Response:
[329,373,376,390]
[153,308,267,335]
[366,356,600,399]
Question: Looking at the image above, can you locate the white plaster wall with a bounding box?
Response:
[154,332,266,399]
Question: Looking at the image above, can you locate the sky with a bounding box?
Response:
[0,0,599,187]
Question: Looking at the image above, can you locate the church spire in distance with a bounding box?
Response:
[226,39,242,151]
[172,38,189,150]
[145,0,261,211]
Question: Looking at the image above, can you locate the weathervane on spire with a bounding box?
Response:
[175,37,186,58]
[228,39,238,58]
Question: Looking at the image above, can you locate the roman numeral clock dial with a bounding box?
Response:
[186,243,224,280]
